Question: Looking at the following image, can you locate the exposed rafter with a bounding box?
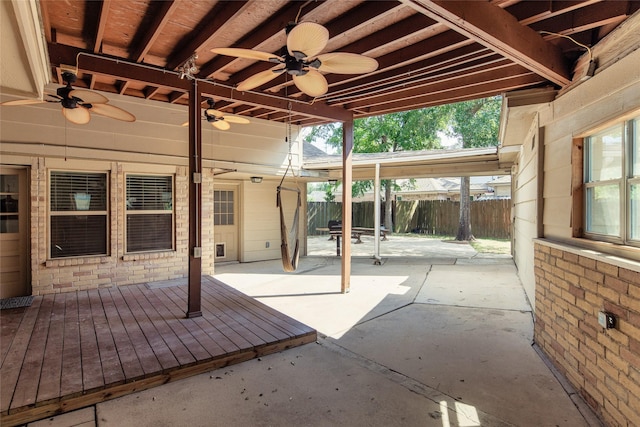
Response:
[17,0,637,127]
[401,0,571,86]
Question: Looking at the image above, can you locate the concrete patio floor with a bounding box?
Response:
[30,236,601,427]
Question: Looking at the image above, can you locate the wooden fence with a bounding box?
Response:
[307,199,511,239]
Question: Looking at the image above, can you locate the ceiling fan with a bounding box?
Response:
[1,71,136,125]
[211,22,379,97]
[181,98,250,130]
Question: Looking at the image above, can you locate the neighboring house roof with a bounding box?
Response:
[303,142,329,159]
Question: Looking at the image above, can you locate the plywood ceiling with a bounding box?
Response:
[40,0,640,126]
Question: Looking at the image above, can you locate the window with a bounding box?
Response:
[584,116,639,246]
[126,175,174,253]
[214,190,234,226]
[50,171,108,258]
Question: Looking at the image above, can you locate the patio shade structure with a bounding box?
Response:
[6,0,639,311]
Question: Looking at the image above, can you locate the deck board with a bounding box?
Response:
[36,294,66,403]
[60,292,83,398]
[0,298,42,413]
[0,276,315,426]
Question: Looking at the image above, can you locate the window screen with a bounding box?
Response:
[126,175,174,252]
[50,171,108,258]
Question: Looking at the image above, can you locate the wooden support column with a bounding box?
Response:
[187,79,202,318]
[341,120,354,293]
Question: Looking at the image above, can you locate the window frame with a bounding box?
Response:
[582,116,639,248]
[49,170,109,259]
[125,173,175,254]
[214,189,235,226]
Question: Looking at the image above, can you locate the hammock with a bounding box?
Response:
[277,185,301,272]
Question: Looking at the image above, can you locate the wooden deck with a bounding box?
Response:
[0,276,316,426]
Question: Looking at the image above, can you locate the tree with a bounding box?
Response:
[305,109,446,230]
[305,96,501,237]
[446,97,501,240]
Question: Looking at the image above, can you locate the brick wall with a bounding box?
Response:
[534,241,640,426]
[29,160,211,294]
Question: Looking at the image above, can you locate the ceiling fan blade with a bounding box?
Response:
[222,115,250,124]
[68,89,109,104]
[90,103,136,122]
[62,107,91,125]
[212,120,231,131]
[204,108,224,118]
[293,70,328,97]
[237,68,282,92]
[314,53,379,74]
[211,47,279,62]
[1,99,46,106]
[287,22,329,59]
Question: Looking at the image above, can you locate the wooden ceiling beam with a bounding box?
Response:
[268,13,440,96]
[165,1,249,70]
[401,0,571,86]
[198,0,326,78]
[93,0,111,53]
[225,1,405,91]
[328,54,508,106]
[530,1,636,35]
[47,43,352,123]
[129,0,180,63]
[340,60,522,110]
[360,73,545,117]
[506,0,600,25]
[321,43,489,103]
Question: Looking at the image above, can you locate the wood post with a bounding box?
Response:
[341,120,353,293]
[187,79,202,318]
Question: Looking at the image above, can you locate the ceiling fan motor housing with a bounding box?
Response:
[285,54,306,76]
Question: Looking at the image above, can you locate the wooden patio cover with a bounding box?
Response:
[32,0,640,310]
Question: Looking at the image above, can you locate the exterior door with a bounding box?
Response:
[213,187,238,262]
[0,167,30,298]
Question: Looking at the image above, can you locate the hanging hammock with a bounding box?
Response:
[277,185,301,272]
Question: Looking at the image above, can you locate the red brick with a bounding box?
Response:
[569,283,586,299]
[603,301,629,321]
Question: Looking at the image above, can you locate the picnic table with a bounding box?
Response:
[316,226,388,256]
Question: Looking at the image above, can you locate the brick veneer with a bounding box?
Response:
[534,241,640,426]
[29,162,218,295]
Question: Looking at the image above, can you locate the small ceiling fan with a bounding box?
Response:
[181,98,250,130]
[211,22,379,97]
[1,71,136,125]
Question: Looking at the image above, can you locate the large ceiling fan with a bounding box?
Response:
[1,71,136,125]
[181,98,250,130]
[211,22,378,97]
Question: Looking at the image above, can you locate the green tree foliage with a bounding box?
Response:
[305,96,501,235]
[446,97,501,241]
[305,109,447,229]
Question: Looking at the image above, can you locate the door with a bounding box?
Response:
[0,167,30,298]
[213,187,238,262]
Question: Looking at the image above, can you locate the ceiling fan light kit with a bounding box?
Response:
[180,98,250,130]
[211,21,378,98]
